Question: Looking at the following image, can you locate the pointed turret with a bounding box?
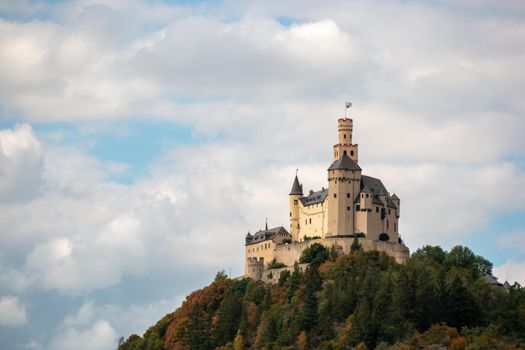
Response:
[245,231,253,245]
[289,174,302,242]
[289,175,303,195]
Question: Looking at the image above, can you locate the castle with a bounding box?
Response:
[245,110,409,281]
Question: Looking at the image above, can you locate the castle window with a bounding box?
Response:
[344,134,347,139]
[305,219,307,225]
[347,206,350,211]
[294,200,298,205]
[309,218,312,224]
[356,205,360,211]
[361,194,364,198]
[334,194,337,198]
[389,209,391,215]
[351,150,354,156]
[347,193,350,198]
[366,194,369,198]
[290,212,292,217]
[394,223,397,232]
[376,206,379,213]
[343,150,347,155]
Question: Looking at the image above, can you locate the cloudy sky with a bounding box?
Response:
[0,0,524,349]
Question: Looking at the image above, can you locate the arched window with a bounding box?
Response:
[379,233,390,241]
[344,134,347,139]
[351,150,354,156]
[343,150,347,156]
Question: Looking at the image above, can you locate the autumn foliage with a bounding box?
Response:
[119,246,525,350]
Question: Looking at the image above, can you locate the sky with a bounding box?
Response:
[0,0,524,349]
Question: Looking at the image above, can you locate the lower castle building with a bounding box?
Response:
[245,111,409,281]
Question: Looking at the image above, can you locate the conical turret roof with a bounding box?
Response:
[289,175,303,195]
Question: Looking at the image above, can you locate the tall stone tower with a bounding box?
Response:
[333,118,359,162]
[327,118,362,236]
[289,175,303,242]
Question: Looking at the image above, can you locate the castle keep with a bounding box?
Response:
[245,112,409,281]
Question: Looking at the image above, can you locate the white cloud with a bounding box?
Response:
[0,1,525,347]
[47,320,117,350]
[494,260,525,285]
[0,295,27,326]
[0,124,43,202]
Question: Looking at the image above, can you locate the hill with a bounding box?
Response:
[118,245,525,350]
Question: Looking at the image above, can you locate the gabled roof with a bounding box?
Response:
[353,175,398,208]
[245,226,290,246]
[391,193,400,200]
[300,188,329,206]
[483,274,501,286]
[328,153,362,171]
[289,175,303,195]
[362,175,388,194]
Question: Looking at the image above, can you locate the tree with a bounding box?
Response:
[233,334,245,350]
[215,289,243,345]
[445,275,480,329]
[446,246,476,270]
[351,235,362,252]
[287,263,301,301]
[349,297,374,348]
[298,265,321,331]
[300,243,329,265]
[412,245,446,264]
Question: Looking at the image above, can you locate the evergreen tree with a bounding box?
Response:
[287,263,301,302]
[351,235,362,252]
[445,274,480,329]
[299,265,322,331]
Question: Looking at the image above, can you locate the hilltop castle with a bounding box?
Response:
[245,111,409,281]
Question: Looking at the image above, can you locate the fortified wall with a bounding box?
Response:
[246,237,409,281]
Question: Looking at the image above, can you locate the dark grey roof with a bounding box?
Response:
[483,274,501,285]
[328,154,362,171]
[353,175,398,208]
[300,188,328,206]
[246,232,252,238]
[503,281,511,290]
[245,226,290,246]
[391,193,400,200]
[361,185,372,193]
[289,175,303,195]
[361,175,388,194]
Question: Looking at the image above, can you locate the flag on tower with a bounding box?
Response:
[345,101,352,109]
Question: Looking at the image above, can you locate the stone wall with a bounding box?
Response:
[274,237,409,267]
[260,263,309,284]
